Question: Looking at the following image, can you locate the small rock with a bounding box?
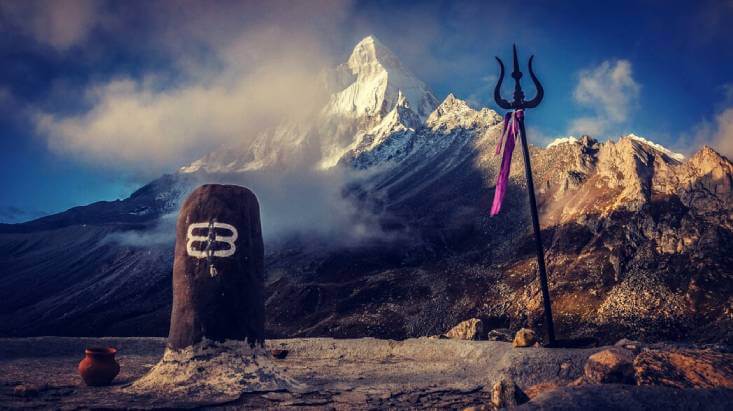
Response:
[614,338,643,353]
[583,348,635,384]
[512,328,537,348]
[445,318,484,340]
[13,384,41,397]
[491,377,528,408]
[634,348,733,389]
[487,328,513,342]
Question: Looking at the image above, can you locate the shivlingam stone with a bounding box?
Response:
[168,184,265,349]
[128,185,300,400]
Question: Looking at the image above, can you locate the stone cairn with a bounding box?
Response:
[129,184,299,400]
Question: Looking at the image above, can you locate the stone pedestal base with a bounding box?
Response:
[127,340,301,401]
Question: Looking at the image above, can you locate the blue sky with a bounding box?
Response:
[1,0,732,220]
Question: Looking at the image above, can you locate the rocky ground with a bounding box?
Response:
[1,336,732,409]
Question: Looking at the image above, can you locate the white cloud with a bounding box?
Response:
[524,126,554,147]
[567,117,605,137]
[0,0,99,50]
[694,107,733,159]
[712,108,733,157]
[35,47,329,176]
[568,60,640,136]
[31,4,355,177]
[465,74,497,109]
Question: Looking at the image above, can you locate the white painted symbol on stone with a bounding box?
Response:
[186,222,238,259]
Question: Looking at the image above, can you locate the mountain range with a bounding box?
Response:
[1,36,731,344]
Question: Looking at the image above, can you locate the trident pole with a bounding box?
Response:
[494,45,556,346]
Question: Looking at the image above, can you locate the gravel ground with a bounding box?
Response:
[1,337,731,409]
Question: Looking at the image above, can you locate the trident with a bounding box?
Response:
[494,45,556,346]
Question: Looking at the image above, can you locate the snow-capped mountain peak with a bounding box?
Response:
[181,35,441,174]
[324,35,438,121]
[430,94,472,116]
[426,94,502,132]
[547,134,685,162]
[346,36,402,76]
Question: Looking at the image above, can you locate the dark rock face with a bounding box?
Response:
[168,184,264,349]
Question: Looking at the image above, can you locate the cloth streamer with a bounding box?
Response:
[490,109,524,216]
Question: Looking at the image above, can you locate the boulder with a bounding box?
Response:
[487,328,513,342]
[445,318,484,340]
[168,184,265,350]
[634,349,733,389]
[491,376,528,408]
[512,328,537,348]
[583,348,635,384]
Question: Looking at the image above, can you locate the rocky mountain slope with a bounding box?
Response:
[0,36,731,345]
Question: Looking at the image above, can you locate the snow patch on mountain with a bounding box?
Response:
[547,134,684,162]
[625,133,685,161]
[323,91,421,169]
[346,94,503,171]
[319,90,422,169]
[547,136,579,148]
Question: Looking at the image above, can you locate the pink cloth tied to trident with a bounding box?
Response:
[490,109,524,216]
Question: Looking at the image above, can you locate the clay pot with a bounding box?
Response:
[78,347,120,386]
